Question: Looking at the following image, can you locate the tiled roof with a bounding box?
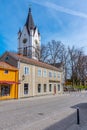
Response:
[0,61,18,70]
[7,52,62,72]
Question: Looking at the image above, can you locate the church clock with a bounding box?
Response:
[23,38,27,44]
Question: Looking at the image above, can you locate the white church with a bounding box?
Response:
[18,8,41,60]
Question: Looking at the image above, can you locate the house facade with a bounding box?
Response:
[0,61,19,100]
[0,52,63,98]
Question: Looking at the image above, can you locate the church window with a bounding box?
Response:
[23,47,27,56]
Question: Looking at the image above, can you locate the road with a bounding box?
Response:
[0,91,87,130]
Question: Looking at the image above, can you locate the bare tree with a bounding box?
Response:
[68,46,86,86]
[46,40,65,64]
[39,44,49,62]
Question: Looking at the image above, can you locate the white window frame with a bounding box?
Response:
[43,69,47,77]
[49,71,52,77]
[38,69,42,77]
[24,66,29,75]
[58,72,61,79]
[54,72,56,78]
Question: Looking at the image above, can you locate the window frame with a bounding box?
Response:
[24,66,29,75]
[58,72,61,79]
[4,70,8,74]
[54,72,56,78]
[49,84,52,92]
[0,85,10,96]
[49,71,52,78]
[38,69,42,77]
[38,84,41,93]
[43,69,47,77]
[24,83,29,94]
[58,84,60,91]
[44,84,47,92]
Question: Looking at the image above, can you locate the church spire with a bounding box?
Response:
[25,7,35,31]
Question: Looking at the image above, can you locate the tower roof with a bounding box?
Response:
[25,8,35,31]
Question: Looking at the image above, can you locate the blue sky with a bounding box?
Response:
[0,0,87,55]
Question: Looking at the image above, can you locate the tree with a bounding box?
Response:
[47,40,65,64]
[68,46,86,86]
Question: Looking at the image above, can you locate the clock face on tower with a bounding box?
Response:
[23,38,27,44]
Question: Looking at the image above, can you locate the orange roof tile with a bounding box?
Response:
[0,61,18,70]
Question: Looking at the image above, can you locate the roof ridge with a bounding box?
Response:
[7,52,62,72]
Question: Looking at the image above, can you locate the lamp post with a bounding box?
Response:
[22,75,25,81]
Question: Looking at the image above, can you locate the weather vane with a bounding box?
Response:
[29,3,32,12]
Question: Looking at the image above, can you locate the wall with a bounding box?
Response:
[18,62,63,98]
[0,68,18,100]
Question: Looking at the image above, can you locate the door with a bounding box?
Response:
[54,85,56,94]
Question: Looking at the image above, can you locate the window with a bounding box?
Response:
[23,47,27,56]
[38,84,41,93]
[4,70,8,74]
[58,73,61,79]
[38,69,42,76]
[24,83,28,94]
[49,72,52,77]
[54,72,56,78]
[43,69,47,77]
[49,84,52,92]
[24,67,29,75]
[5,56,9,61]
[58,84,60,91]
[0,85,10,96]
[44,84,47,92]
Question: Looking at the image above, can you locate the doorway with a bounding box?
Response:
[54,85,56,94]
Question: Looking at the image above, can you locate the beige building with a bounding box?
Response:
[0,52,63,98]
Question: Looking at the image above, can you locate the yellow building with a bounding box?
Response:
[0,61,19,100]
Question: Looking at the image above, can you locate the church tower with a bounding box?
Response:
[18,8,41,60]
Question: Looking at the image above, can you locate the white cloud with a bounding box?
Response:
[32,0,87,19]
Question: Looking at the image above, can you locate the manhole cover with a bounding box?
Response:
[38,112,44,115]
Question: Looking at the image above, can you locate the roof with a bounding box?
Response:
[25,8,35,31]
[0,61,18,71]
[2,52,62,72]
[51,63,64,68]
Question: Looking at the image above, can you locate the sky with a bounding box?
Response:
[0,0,87,55]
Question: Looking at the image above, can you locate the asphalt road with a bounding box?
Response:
[0,91,87,130]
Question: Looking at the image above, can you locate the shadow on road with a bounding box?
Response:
[44,103,87,130]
